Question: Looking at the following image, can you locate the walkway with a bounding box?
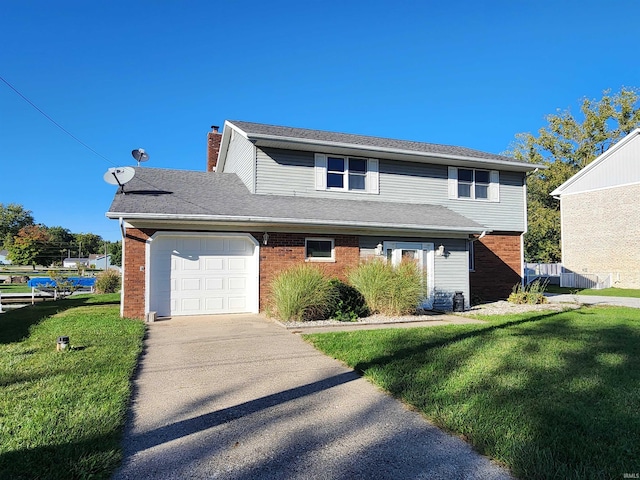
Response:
[114,314,512,480]
[546,294,640,309]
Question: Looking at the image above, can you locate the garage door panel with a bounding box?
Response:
[228,258,247,271]
[205,297,225,310]
[204,238,226,252]
[228,297,247,309]
[182,278,201,290]
[150,234,257,316]
[205,258,224,271]
[228,277,247,290]
[205,277,224,290]
[181,298,202,312]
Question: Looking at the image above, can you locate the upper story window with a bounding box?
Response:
[315,154,379,194]
[448,167,499,202]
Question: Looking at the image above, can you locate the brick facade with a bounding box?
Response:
[561,184,640,288]
[122,229,360,319]
[470,232,522,302]
[122,227,155,319]
[207,126,222,171]
[255,232,360,311]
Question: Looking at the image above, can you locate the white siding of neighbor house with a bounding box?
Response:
[359,236,470,310]
[560,134,640,195]
[225,130,256,193]
[255,147,526,232]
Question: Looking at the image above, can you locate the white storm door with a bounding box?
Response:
[385,241,435,309]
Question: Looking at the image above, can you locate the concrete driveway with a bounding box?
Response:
[113,314,513,480]
[546,294,640,308]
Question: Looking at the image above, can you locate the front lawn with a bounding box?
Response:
[305,307,640,479]
[0,284,32,293]
[0,294,145,479]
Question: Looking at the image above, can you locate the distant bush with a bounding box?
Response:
[95,269,121,294]
[508,279,548,304]
[327,279,369,322]
[270,264,337,321]
[348,259,425,316]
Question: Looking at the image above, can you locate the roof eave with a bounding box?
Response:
[550,128,640,196]
[106,212,488,235]
[243,133,543,172]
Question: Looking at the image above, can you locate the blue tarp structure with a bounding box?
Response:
[28,277,96,288]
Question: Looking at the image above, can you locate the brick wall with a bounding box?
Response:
[121,229,359,318]
[470,232,522,302]
[561,184,640,288]
[255,232,360,311]
[122,228,155,319]
[207,126,222,171]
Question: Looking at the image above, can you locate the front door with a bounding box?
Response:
[384,242,435,309]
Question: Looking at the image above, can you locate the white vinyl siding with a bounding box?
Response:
[224,130,256,193]
[255,148,525,231]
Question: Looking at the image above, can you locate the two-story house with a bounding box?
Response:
[107,120,542,320]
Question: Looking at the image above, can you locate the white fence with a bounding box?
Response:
[560,273,612,290]
[525,263,562,276]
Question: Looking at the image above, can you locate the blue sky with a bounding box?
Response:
[1,1,637,241]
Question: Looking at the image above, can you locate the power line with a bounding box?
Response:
[0,75,115,165]
[1,75,224,219]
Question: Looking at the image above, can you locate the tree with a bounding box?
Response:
[7,225,52,268]
[511,88,640,262]
[73,233,104,256]
[0,203,34,248]
[107,240,122,266]
[45,226,75,265]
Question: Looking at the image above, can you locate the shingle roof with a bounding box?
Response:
[229,120,517,164]
[107,168,485,234]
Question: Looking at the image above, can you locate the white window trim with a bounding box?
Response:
[448,166,499,202]
[315,153,379,194]
[304,237,335,262]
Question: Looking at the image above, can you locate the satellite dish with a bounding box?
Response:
[104,167,136,194]
[132,148,149,166]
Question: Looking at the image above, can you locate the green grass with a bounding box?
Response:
[305,307,640,479]
[0,284,32,293]
[544,285,640,297]
[0,294,145,479]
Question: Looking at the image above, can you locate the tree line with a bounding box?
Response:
[0,204,121,268]
[511,87,640,262]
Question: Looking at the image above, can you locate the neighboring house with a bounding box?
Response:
[88,254,112,270]
[0,250,11,265]
[63,257,90,268]
[551,128,640,289]
[107,120,542,319]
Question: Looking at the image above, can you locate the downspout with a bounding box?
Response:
[119,217,125,317]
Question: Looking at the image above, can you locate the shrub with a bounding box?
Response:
[508,279,548,304]
[270,264,337,321]
[348,259,425,316]
[95,269,121,294]
[328,279,369,321]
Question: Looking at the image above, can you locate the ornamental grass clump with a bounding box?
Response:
[348,259,425,316]
[270,264,337,321]
[508,279,548,304]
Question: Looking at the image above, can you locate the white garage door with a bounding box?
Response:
[149,233,258,317]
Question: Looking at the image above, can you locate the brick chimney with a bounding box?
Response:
[207,125,222,171]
